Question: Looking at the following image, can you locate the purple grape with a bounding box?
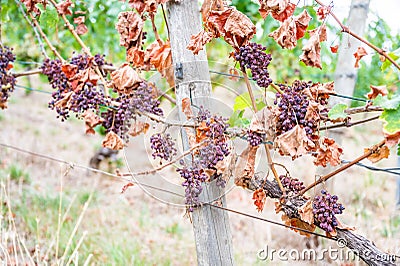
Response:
[279,175,305,193]
[247,130,265,146]
[313,190,345,233]
[150,133,177,163]
[177,166,207,211]
[0,46,16,108]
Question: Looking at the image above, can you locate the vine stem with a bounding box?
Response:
[47,0,109,96]
[321,114,380,131]
[27,11,63,60]
[315,0,400,71]
[300,139,386,195]
[150,13,162,45]
[270,83,284,95]
[240,66,285,192]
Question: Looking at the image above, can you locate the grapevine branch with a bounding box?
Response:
[315,0,400,70]
[321,114,380,131]
[300,139,386,194]
[240,66,285,192]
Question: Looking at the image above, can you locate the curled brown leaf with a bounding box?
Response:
[314,137,343,167]
[56,0,73,16]
[234,145,259,188]
[115,11,144,48]
[300,24,327,69]
[366,85,388,100]
[128,120,150,137]
[275,125,315,158]
[187,30,213,55]
[353,47,368,68]
[252,188,266,212]
[102,132,124,150]
[365,145,390,163]
[82,110,104,135]
[110,63,142,95]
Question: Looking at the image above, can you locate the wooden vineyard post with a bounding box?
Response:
[166,1,234,265]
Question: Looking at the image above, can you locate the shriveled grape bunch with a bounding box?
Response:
[0,46,16,108]
[247,130,265,146]
[275,80,319,136]
[312,189,345,233]
[101,96,133,141]
[279,174,305,193]
[150,133,177,163]
[130,81,163,116]
[234,42,273,88]
[177,166,207,212]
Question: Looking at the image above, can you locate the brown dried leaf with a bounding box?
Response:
[125,0,167,15]
[81,68,100,86]
[271,3,296,22]
[353,47,368,68]
[365,145,390,163]
[281,214,316,237]
[300,24,327,69]
[120,182,134,194]
[201,0,224,21]
[384,131,400,147]
[196,121,209,143]
[145,40,174,87]
[128,120,149,137]
[207,7,256,48]
[305,81,335,101]
[115,11,144,48]
[110,63,142,94]
[249,107,276,142]
[234,145,259,188]
[22,0,46,16]
[74,16,85,24]
[187,30,213,55]
[215,148,236,177]
[275,125,315,158]
[314,137,343,167]
[54,91,74,109]
[82,110,104,135]
[102,132,124,150]
[76,23,88,35]
[252,188,266,212]
[366,85,388,100]
[268,17,297,49]
[228,67,240,81]
[61,64,78,79]
[258,0,289,19]
[317,6,329,20]
[298,200,314,225]
[330,45,339,53]
[181,98,193,119]
[126,47,145,67]
[56,0,73,16]
[295,9,312,40]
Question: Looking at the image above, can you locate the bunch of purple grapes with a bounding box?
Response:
[101,96,134,141]
[279,174,305,193]
[0,46,16,107]
[70,53,108,70]
[234,42,273,88]
[69,82,108,115]
[275,80,318,136]
[247,130,265,146]
[150,133,177,163]
[177,166,207,211]
[130,81,163,116]
[312,189,345,233]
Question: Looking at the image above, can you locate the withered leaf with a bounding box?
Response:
[298,200,314,225]
[81,68,100,86]
[300,24,327,69]
[76,24,88,35]
[207,7,256,49]
[258,0,290,19]
[22,0,46,16]
[125,0,167,15]
[115,11,144,48]
[145,40,174,87]
[55,91,74,109]
[353,47,367,68]
[128,120,149,137]
[56,0,73,16]
[249,107,276,142]
[228,67,240,81]
[82,110,104,135]
[181,98,193,119]
[102,132,124,150]
[252,188,266,212]
[314,137,343,167]
[110,63,142,94]
[187,30,213,55]
[126,47,145,67]
[281,214,316,237]
[330,45,339,53]
[234,145,259,188]
[317,6,329,20]
[275,125,315,158]
[268,10,311,49]
[120,182,134,194]
[271,3,296,22]
[196,121,209,143]
[201,0,224,21]
[305,81,335,101]
[366,85,388,100]
[365,145,390,163]
[61,64,78,79]
[384,131,400,147]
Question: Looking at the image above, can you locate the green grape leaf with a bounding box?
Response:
[39,9,59,31]
[397,143,400,156]
[328,103,348,120]
[256,98,266,110]
[233,92,252,111]
[380,106,400,134]
[228,110,250,128]
[373,94,400,110]
[381,48,400,71]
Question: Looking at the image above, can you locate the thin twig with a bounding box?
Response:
[240,66,285,192]
[321,115,380,131]
[12,68,42,77]
[14,0,48,58]
[301,139,386,194]
[315,0,400,70]
[150,13,162,45]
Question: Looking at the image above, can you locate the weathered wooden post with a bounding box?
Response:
[166,1,234,265]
